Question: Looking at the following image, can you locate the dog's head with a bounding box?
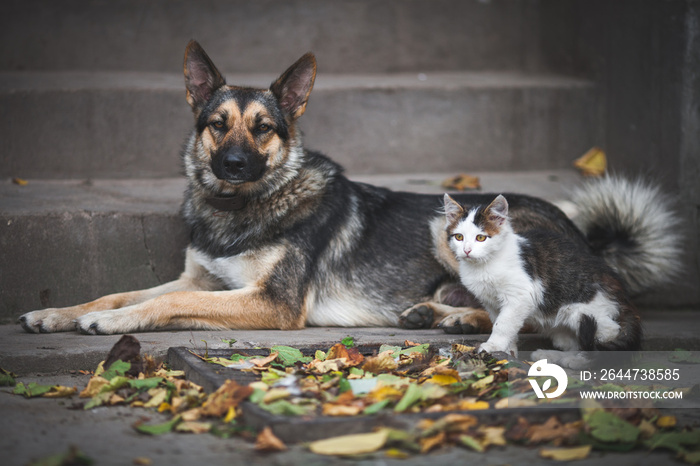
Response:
[183,41,316,195]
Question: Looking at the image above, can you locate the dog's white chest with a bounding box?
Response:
[189,247,284,290]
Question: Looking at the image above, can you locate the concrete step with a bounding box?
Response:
[2,309,700,375]
[0,71,598,179]
[2,0,553,74]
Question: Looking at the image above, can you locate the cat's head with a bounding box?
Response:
[444,194,510,262]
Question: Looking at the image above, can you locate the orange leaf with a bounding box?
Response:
[255,427,287,452]
[441,174,481,191]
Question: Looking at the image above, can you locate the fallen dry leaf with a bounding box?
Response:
[12,177,28,186]
[574,147,606,177]
[326,343,364,367]
[540,445,592,461]
[478,426,507,448]
[362,350,399,373]
[309,430,389,456]
[255,426,287,452]
[441,173,481,191]
[420,431,447,453]
[249,352,279,368]
[175,421,212,434]
[42,386,78,398]
[657,415,677,428]
[200,380,253,417]
[79,376,110,398]
[527,416,582,445]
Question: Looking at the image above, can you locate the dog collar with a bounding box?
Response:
[205,194,246,212]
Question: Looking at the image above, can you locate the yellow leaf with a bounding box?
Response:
[638,419,656,439]
[181,408,202,422]
[478,426,506,447]
[370,385,404,402]
[144,388,168,408]
[540,445,592,461]
[459,400,490,410]
[109,394,125,405]
[12,177,28,186]
[309,430,389,456]
[133,457,152,465]
[471,374,494,391]
[574,147,606,177]
[494,397,537,409]
[79,376,109,398]
[223,406,236,423]
[157,402,171,413]
[385,448,410,459]
[262,388,290,403]
[428,374,460,386]
[656,415,677,428]
[175,421,212,434]
[42,386,77,398]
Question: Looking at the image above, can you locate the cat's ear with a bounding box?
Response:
[443,194,464,225]
[486,194,509,225]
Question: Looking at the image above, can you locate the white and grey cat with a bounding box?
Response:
[443,193,642,368]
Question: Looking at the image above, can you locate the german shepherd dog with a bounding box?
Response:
[19,41,679,335]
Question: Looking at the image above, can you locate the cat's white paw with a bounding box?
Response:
[479,340,518,357]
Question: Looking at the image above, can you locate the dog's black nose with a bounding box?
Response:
[223,152,247,177]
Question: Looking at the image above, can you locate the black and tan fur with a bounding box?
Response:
[19,41,680,335]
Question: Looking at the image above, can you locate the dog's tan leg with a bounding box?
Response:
[19,249,223,333]
[73,287,305,334]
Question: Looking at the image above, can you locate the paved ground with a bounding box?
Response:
[1,310,700,466]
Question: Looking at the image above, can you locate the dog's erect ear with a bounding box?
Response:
[270,52,317,120]
[184,40,226,110]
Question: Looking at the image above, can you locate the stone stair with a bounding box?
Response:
[1,0,698,321]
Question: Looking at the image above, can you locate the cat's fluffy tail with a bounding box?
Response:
[570,175,682,296]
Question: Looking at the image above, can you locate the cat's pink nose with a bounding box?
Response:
[464,248,471,257]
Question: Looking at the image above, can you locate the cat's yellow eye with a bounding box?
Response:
[476,234,487,242]
[453,233,464,241]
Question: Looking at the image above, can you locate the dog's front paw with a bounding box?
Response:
[399,303,435,329]
[19,309,76,333]
[74,309,137,335]
[437,312,478,334]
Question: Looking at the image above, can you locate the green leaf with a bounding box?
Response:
[221,338,237,347]
[363,399,391,415]
[459,434,485,452]
[314,350,327,361]
[394,383,422,412]
[101,360,131,381]
[135,415,182,435]
[587,410,640,444]
[84,392,112,410]
[28,445,93,466]
[0,368,16,386]
[338,377,352,394]
[271,345,312,366]
[341,336,355,348]
[644,430,700,453]
[683,451,700,464]
[13,382,54,398]
[258,399,315,416]
[128,377,163,391]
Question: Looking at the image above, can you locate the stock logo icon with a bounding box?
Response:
[528,359,568,399]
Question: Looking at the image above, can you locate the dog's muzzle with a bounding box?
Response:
[212,149,266,183]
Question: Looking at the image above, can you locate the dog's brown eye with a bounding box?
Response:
[211,121,225,130]
[257,123,271,133]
